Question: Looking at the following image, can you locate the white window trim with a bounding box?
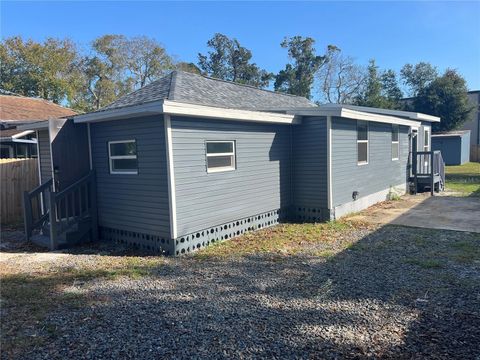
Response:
[108,139,138,175]
[206,140,236,173]
[357,121,369,166]
[392,125,399,161]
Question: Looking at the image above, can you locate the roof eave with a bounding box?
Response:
[15,121,50,131]
[73,100,298,125]
[289,107,422,127]
[317,104,441,123]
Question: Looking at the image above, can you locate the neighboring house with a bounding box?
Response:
[20,71,443,255]
[0,94,76,158]
[432,130,470,165]
[460,91,480,161]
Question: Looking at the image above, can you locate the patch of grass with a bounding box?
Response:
[194,220,364,259]
[445,162,480,196]
[445,182,480,196]
[312,249,336,258]
[0,255,165,357]
[450,240,480,264]
[388,187,402,201]
[445,162,480,177]
[405,258,443,269]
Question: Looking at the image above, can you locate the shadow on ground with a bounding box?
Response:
[2,222,479,359]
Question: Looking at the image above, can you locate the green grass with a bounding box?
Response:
[445,162,480,196]
[445,162,480,176]
[405,258,443,269]
[194,220,369,259]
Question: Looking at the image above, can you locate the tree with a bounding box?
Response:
[400,62,438,97]
[274,36,326,99]
[75,35,173,111]
[413,69,473,132]
[354,59,385,107]
[316,45,366,104]
[354,60,404,109]
[198,33,272,88]
[175,62,201,74]
[0,36,81,104]
[380,69,403,109]
[123,36,173,88]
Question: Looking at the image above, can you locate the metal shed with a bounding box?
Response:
[432,131,470,165]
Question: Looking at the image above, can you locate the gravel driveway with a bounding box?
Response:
[1,224,479,359]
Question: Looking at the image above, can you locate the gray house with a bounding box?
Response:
[21,71,444,255]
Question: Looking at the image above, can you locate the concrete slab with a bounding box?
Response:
[347,193,480,233]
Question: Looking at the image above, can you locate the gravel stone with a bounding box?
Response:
[1,225,479,359]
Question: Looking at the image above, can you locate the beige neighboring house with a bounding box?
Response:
[0,94,76,158]
[461,90,480,162]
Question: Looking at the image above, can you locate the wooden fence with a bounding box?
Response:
[471,145,480,163]
[1,158,39,224]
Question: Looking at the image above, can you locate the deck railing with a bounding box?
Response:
[412,150,445,195]
[23,178,53,240]
[432,150,445,191]
[49,171,98,249]
[23,171,98,249]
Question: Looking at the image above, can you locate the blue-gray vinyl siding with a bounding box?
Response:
[432,132,470,165]
[331,117,409,207]
[171,117,292,237]
[90,116,170,236]
[292,117,328,208]
[37,129,52,183]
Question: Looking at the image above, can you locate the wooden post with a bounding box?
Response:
[49,191,58,250]
[412,150,418,195]
[23,191,32,241]
[430,152,434,196]
[89,172,99,242]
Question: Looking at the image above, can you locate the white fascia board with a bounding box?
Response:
[73,99,298,125]
[16,121,49,131]
[320,104,440,122]
[162,100,298,124]
[74,102,164,123]
[340,108,422,127]
[290,108,421,127]
[12,130,35,139]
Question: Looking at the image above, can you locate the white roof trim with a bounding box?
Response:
[319,104,440,122]
[16,120,50,131]
[12,130,35,139]
[290,107,422,127]
[74,102,164,123]
[162,100,297,124]
[0,129,36,143]
[73,100,298,124]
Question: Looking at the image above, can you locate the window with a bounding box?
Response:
[391,124,399,160]
[357,121,368,165]
[205,141,236,173]
[15,143,28,158]
[424,128,430,151]
[108,140,138,174]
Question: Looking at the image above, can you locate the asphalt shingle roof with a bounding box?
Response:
[0,95,76,121]
[102,71,315,112]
